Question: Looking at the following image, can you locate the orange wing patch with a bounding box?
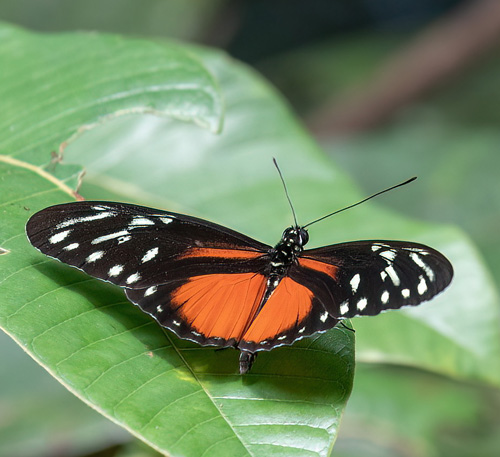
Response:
[171,273,266,341]
[178,247,263,260]
[242,277,313,343]
[299,257,338,280]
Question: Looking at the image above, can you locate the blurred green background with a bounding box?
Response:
[1,1,499,456]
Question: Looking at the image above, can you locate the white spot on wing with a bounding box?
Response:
[357,297,368,311]
[86,251,104,263]
[320,311,329,322]
[160,217,173,225]
[92,230,130,244]
[145,286,157,297]
[402,288,410,298]
[91,205,110,211]
[156,305,163,313]
[381,290,390,304]
[49,230,71,244]
[417,276,427,295]
[409,252,435,282]
[173,320,181,327]
[278,335,287,341]
[380,271,387,281]
[108,264,124,277]
[405,247,427,254]
[350,273,360,294]
[340,301,349,315]
[141,247,159,263]
[384,265,400,286]
[126,272,141,284]
[130,217,155,226]
[380,250,397,262]
[63,242,79,251]
[118,235,131,244]
[298,326,306,334]
[373,243,391,251]
[57,212,114,229]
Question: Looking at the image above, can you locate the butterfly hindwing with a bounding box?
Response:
[293,240,453,319]
[237,276,339,353]
[126,273,338,353]
[125,272,268,348]
[26,201,270,288]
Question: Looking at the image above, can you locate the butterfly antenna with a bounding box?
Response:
[273,158,299,227]
[303,176,417,228]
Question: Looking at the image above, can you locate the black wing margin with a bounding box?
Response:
[292,240,453,319]
[26,201,270,288]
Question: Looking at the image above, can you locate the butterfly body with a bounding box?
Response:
[26,201,453,374]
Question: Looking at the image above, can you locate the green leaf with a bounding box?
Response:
[0,157,354,457]
[0,20,222,188]
[0,25,354,457]
[0,332,126,457]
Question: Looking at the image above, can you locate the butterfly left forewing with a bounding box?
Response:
[293,240,453,319]
[26,201,270,288]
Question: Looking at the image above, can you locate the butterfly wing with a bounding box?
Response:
[126,273,268,349]
[127,267,335,353]
[26,201,270,288]
[236,275,339,353]
[27,201,275,350]
[291,240,453,320]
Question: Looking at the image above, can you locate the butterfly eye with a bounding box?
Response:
[281,227,291,238]
[298,228,309,246]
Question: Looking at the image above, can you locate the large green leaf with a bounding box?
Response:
[0,24,355,457]
[0,157,354,457]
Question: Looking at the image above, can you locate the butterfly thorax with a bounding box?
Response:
[269,226,309,275]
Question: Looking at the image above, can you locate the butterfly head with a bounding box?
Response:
[281,226,309,250]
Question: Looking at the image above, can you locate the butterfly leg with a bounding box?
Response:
[239,351,256,374]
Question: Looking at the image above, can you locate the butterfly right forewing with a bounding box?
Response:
[293,240,453,319]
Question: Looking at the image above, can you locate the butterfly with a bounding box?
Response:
[26,165,453,374]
